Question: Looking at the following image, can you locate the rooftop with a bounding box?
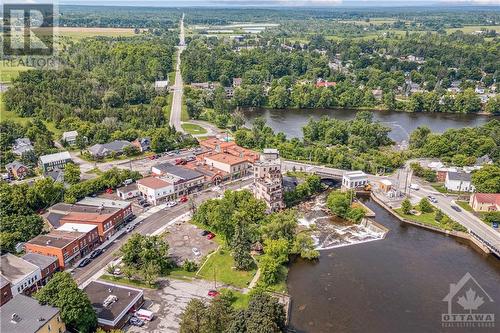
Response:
[117,183,138,193]
[137,176,172,189]
[21,253,58,271]
[447,171,471,182]
[62,130,78,139]
[49,202,120,215]
[43,212,66,229]
[78,197,131,210]
[61,212,114,224]
[57,223,98,233]
[152,162,204,181]
[39,151,72,164]
[344,170,367,179]
[205,153,247,166]
[0,294,61,333]
[84,281,143,326]
[87,140,131,156]
[472,193,500,205]
[27,232,82,249]
[0,254,39,285]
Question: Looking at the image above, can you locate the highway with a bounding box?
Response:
[170,14,186,133]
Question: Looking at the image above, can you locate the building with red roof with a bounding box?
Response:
[469,193,500,212]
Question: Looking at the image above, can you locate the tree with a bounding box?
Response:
[120,234,171,275]
[291,233,319,260]
[435,209,444,222]
[180,299,208,333]
[326,191,351,219]
[263,238,289,264]
[35,272,97,333]
[401,198,412,215]
[471,165,500,193]
[64,163,81,185]
[409,126,431,149]
[245,293,286,333]
[232,221,254,270]
[259,255,281,285]
[418,198,433,213]
[205,296,235,333]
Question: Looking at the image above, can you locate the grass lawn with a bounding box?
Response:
[55,27,136,40]
[0,63,32,83]
[430,183,460,194]
[100,274,158,289]
[197,249,256,289]
[181,94,190,121]
[167,267,198,280]
[181,123,207,135]
[220,289,251,309]
[394,207,466,232]
[456,201,473,212]
[164,93,174,120]
[445,25,500,34]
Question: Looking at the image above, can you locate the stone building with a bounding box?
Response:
[253,149,285,212]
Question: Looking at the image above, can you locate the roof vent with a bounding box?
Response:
[11,313,21,323]
[46,240,51,245]
[38,317,46,322]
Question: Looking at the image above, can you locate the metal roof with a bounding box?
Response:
[39,151,72,164]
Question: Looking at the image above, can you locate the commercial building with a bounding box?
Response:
[445,172,475,192]
[469,193,500,212]
[137,176,175,205]
[87,140,132,159]
[204,153,250,179]
[59,212,122,241]
[21,253,59,287]
[0,294,66,333]
[44,202,123,229]
[38,151,72,173]
[0,254,41,297]
[199,137,259,163]
[25,226,99,269]
[342,171,369,190]
[77,197,133,218]
[117,183,140,200]
[253,149,285,212]
[84,281,144,330]
[152,162,205,195]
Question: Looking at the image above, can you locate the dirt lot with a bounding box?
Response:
[163,221,218,265]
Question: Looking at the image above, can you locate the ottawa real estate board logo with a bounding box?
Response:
[442,272,495,328]
[2,0,57,65]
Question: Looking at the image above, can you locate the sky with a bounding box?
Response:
[57,0,500,7]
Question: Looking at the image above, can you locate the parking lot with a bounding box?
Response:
[125,279,216,333]
[163,221,218,264]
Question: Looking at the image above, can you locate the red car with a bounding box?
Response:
[179,196,188,203]
[175,158,185,165]
[207,290,219,297]
[207,232,215,240]
[105,188,113,194]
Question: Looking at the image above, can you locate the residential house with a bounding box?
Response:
[445,172,475,192]
[475,155,493,166]
[87,140,131,159]
[38,151,72,173]
[253,149,285,212]
[191,82,220,91]
[436,167,458,182]
[21,253,59,287]
[475,86,485,94]
[5,161,29,180]
[25,227,99,269]
[131,137,151,152]
[0,276,13,306]
[154,80,169,92]
[372,89,383,100]
[469,193,500,212]
[62,130,78,145]
[232,77,242,87]
[0,254,41,297]
[45,168,65,183]
[83,281,144,330]
[152,162,205,195]
[1,294,66,333]
[137,177,175,205]
[12,138,34,156]
[342,171,368,190]
[315,80,336,88]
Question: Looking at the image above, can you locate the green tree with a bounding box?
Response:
[435,209,444,222]
[326,191,351,219]
[232,221,254,271]
[263,238,290,264]
[35,272,97,333]
[180,299,208,333]
[64,163,81,185]
[471,165,500,193]
[418,198,433,213]
[120,234,171,274]
[291,233,319,260]
[401,198,412,215]
[259,255,281,285]
[245,293,286,333]
[206,296,235,333]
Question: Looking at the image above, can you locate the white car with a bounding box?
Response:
[165,201,177,208]
[409,183,420,190]
[212,186,221,192]
[125,225,135,233]
[192,248,201,256]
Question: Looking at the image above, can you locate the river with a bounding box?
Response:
[287,198,500,333]
[243,108,499,142]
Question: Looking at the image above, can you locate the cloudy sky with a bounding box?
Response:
[57,0,500,6]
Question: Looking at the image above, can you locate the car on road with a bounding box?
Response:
[200,230,210,236]
[125,214,136,223]
[427,195,438,203]
[212,186,221,192]
[179,196,188,203]
[207,232,216,240]
[165,201,177,208]
[89,249,103,259]
[78,258,92,268]
[129,316,144,327]
[140,201,151,208]
[185,155,196,162]
[451,205,462,212]
[126,225,135,233]
[208,290,220,297]
[409,183,420,190]
[192,247,201,256]
[166,151,175,156]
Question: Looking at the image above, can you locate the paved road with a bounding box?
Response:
[170,14,186,133]
[73,177,253,286]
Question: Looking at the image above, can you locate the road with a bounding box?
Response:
[73,177,253,286]
[170,14,186,133]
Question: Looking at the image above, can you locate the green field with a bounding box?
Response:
[198,249,256,289]
[181,123,207,135]
[0,63,32,83]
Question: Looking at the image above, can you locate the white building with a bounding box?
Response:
[342,170,368,190]
[117,183,140,200]
[0,253,41,296]
[38,151,72,173]
[154,80,169,92]
[62,131,78,145]
[445,172,475,192]
[137,177,175,205]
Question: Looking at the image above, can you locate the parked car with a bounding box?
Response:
[165,201,177,208]
[123,178,133,185]
[113,268,122,276]
[141,202,151,208]
[175,158,185,165]
[409,183,420,190]
[105,188,114,194]
[89,249,103,259]
[78,258,92,268]
[126,214,136,222]
[451,205,462,212]
[192,247,201,256]
[208,290,220,297]
[126,225,135,233]
[179,196,188,203]
[185,155,196,162]
[200,230,210,236]
[207,232,216,240]
[129,316,144,327]
[166,151,175,156]
[135,309,154,321]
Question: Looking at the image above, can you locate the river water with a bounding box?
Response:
[287,198,500,333]
[243,108,498,142]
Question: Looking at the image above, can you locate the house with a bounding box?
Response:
[191,82,220,91]
[25,227,99,269]
[372,89,383,100]
[12,138,34,156]
[137,176,175,205]
[204,153,250,179]
[253,149,285,212]
[154,80,169,92]
[444,172,475,192]
[233,77,242,87]
[0,294,66,333]
[224,86,234,98]
[152,162,205,195]
[83,281,144,330]
[0,254,41,297]
[0,275,13,306]
[378,179,393,193]
[87,140,131,159]
[342,171,368,190]
[315,80,336,88]
[5,161,29,180]
[117,183,140,200]
[45,168,65,183]
[131,137,151,152]
[436,167,458,182]
[62,130,78,145]
[475,86,485,94]
[475,155,493,166]
[21,253,59,287]
[38,151,72,173]
[469,193,500,212]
